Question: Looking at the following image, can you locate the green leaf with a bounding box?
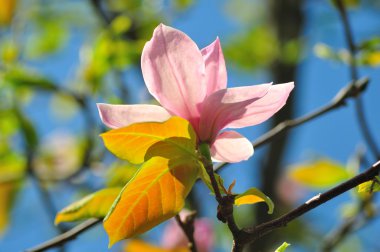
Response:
[358,177,380,193]
[199,162,227,195]
[106,162,139,188]
[55,188,122,224]
[26,21,69,58]
[330,0,360,8]
[235,188,274,214]
[4,68,58,91]
[289,159,350,189]
[275,242,290,252]
[225,25,278,70]
[0,152,25,235]
[14,108,38,150]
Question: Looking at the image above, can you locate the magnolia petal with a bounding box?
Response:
[211,131,254,163]
[199,83,271,141]
[97,103,171,129]
[227,82,294,128]
[201,37,227,95]
[141,24,206,122]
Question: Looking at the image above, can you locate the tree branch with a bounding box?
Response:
[215,76,369,172]
[25,218,101,252]
[175,213,198,252]
[241,160,380,245]
[335,0,380,159]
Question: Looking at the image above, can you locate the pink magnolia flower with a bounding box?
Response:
[97,24,294,163]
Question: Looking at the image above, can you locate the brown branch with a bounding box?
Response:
[335,0,380,159]
[240,160,380,246]
[215,77,369,172]
[175,212,198,252]
[25,218,101,252]
[201,155,245,252]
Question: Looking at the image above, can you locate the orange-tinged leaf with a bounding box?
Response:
[101,117,197,164]
[234,188,274,214]
[104,156,200,247]
[55,188,121,225]
[0,181,19,235]
[289,159,350,189]
[0,0,17,26]
[124,239,189,252]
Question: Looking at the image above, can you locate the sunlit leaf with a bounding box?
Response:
[50,93,79,120]
[0,0,17,26]
[358,177,380,193]
[124,239,188,252]
[173,0,194,10]
[111,15,131,35]
[330,0,360,8]
[0,181,19,235]
[26,21,69,58]
[359,37,380,51]
[0,152,25,235]
[289,159,350,189]
[106,162,139,188]
[199,163,227,195]
[4,68,57,91]
[104,156,200,247]
[55,188,122,224]
[360,51,380,66]
[225,25,278,70]
[101,117,197,164]
[275,242,290,252]
[234,188,274,214]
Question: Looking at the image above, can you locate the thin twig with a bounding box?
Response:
[240,160,380,245]
[25,218,101,252]
[215,77,369,172]
[335,0,380,159]
[201,155,244,252]
[175,213,198,252]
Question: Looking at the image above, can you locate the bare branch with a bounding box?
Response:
[241,160,380,246]
[215,77,369,172]
[335,0,380,159]
[25,218,101,252]
[175,212,198,252]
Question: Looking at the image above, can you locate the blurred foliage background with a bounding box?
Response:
[1,0,380,251]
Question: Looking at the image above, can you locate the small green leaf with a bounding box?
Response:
[106,162,139,187]
[55,187,122,224]
[275,242,290,252]
[289,159,350,189]
[199,163,227,195]
[330,0,360,8]
[235,188,274,214]
[5,68,57,91]
[358,177,380,193]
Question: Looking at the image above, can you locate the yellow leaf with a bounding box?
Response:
[358,177,380,193]
[0,181,19,235]
[289,159,350,189]
[0,0,17,26]
[363,51,380,66]
[235,188,274,214]
[104,156,200,247]
[55,188,121,224]
[101,117,197,164]
[124,239,188,252]
[275,242,290,252]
